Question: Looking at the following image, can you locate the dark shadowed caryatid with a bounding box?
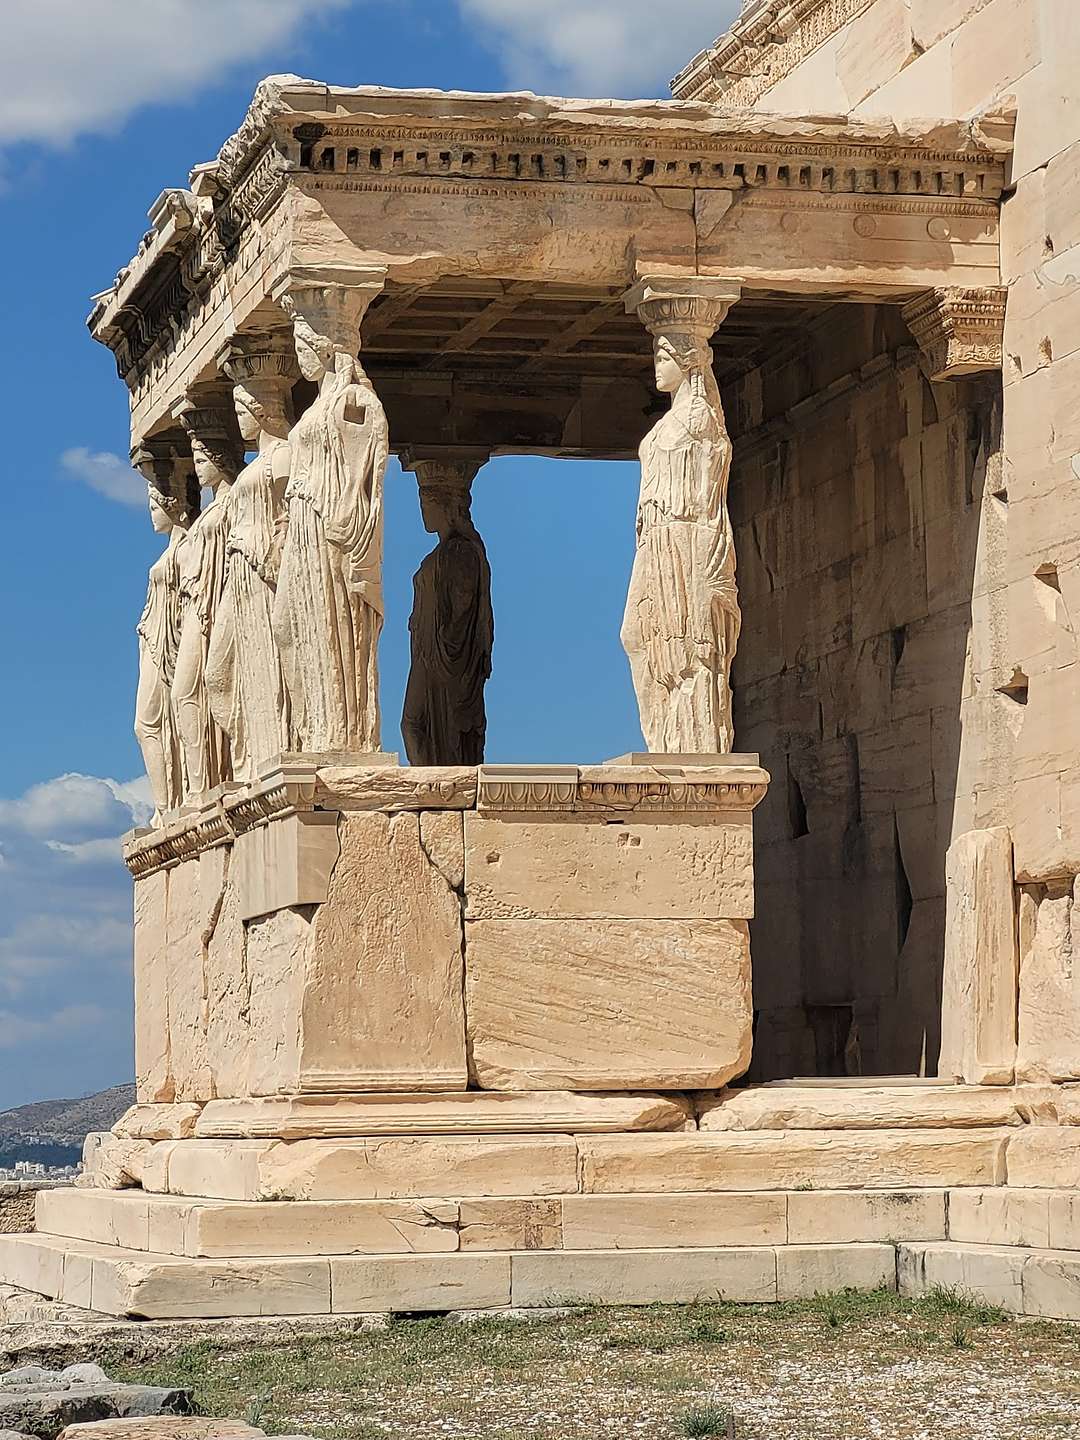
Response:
[621,276,743,755]
[401,453,494,766]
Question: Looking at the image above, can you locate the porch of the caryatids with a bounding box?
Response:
[621,275,744,755]
[132,437,201,823]
[272,268,390,756]
[171,385,244,804]
[400,451,494,767]
[205,330,297,783]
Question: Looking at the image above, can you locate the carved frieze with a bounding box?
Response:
[902,287,1008,381]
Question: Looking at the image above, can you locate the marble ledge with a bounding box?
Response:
[122,754,772,877]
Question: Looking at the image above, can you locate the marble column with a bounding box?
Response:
[272,269,389,755]
[621,275,743,755]
[171,385,245,803]
[400,450,494,766]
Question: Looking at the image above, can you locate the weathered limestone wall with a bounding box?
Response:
[725,304,1000,1079]
[707,0,1079,1081]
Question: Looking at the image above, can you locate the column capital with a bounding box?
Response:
[272,264,388,351]
[172,383,244,479]
[131,434,199,517]
[902,286,1007,382]
[219,328,296,387]
[624,274,743,338]
[399,447,490,489]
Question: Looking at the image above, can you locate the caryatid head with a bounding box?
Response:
[175,393,244,493]
[222,337,295,445]
[276,272,386,387]
[133,442,200,534]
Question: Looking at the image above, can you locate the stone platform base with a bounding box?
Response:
[9,1083,1080,1320]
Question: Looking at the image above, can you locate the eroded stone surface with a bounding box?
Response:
[465,918,752,1091]
[464,814,754,920]
[299,811,467,1093]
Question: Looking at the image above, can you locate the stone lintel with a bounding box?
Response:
[902,287,1008,381]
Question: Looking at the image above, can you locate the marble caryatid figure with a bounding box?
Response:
[274,278,388,754]
[622,282,743,754]
[134,444,200,824]
[402,458,494,766]
[205,337,295,782]
[172,392,244,802]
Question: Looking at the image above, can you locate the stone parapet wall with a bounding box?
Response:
[0,1181,70,1235]
[125,757,768,1105]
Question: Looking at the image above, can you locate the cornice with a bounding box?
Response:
[87,81,1010,398]
[672,0,877,105]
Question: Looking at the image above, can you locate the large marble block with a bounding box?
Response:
[465,917,753,1091]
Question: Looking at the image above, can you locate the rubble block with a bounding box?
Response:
[0,1365,192,1436]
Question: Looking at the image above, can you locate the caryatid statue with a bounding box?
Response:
[401,456,494,767]
[205,335,295,782]
[273,273,388,754]
[133,441,200,824]
[171,389,244,803]
[621,278,743,754]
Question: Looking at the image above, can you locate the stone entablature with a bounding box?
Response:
[87,80,1011,444]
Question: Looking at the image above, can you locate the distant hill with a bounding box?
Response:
[0,1083,135,1167]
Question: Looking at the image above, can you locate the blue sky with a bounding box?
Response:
[0,0,737,1110]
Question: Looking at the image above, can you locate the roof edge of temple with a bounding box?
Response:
[85,76,1014,392]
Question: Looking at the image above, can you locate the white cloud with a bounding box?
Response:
[0,773,151,843]
[0,773,148,1097]
[61,448,146,508]
[0,0,351,150]
[459,0,737,97]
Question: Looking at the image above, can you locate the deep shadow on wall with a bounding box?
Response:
[724,303,1002,1081]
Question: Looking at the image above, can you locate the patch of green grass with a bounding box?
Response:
[950,1322,971,1349]
[680,1402,734,1437]
[801,1287,904,1328]
[918,1285,1008,1327]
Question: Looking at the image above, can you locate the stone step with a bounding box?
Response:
[696,1084,1054,1131]
[37,1186,949,1259]
[116,1091,694,1142]
[947,1187,1080,1249]
[899,1241,1080,1321]
[0,1233,897,1319]
[85,1128,1013,1202]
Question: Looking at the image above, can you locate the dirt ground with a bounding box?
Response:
[95,1287,1080,1440]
